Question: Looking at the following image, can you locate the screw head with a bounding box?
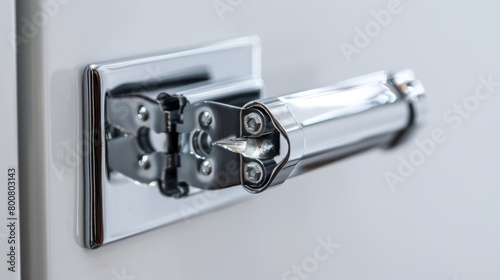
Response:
[244,112,264,135]
[200,111,213,127]
[200,160,212,175]
[244,161,264,184]
[138,106,149,121]
[138,155,151,170]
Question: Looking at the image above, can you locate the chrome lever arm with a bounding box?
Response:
[105,70,426,195]
[182,70,427,193]
[83,38,429,248]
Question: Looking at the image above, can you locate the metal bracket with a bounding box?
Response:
[84,37,262,248]
[84,36,427,249]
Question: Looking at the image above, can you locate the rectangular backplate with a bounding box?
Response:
[83,37,261,248]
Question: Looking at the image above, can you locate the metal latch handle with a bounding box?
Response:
[83,38,429,248]
[213,70,426,193]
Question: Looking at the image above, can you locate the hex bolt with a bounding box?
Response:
[244,112,264,135]
[138,155,151,170]
[137,106,149,121]
[244,161,264,184]
[200,160,212,175]
[199,111,213,127]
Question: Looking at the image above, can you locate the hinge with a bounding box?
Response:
[83,36,426,248]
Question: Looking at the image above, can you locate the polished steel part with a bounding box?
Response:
[244,161,265,184]
[176,70,426,194]
[83,37,261,248]
[84,36,426,249]
[237,70,427,193]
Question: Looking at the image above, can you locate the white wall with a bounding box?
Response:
[18,0,500,279]
[0,0,20,279]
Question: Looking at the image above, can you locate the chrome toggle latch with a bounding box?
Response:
[105,69,426,197]
[83,37,427,248]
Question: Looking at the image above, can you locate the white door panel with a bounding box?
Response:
[1,0,20,279]
[17,0,500,279]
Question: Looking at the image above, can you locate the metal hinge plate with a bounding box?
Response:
[83,37,262,248]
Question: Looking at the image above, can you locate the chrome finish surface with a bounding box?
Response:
[84,35,427,248]
[390,69,428,145]
[269,70,412,178]
[214,70,427,193]
[244,161,265,184]
[176,102,243,190]
[83,37,261,248]
[243,111,265,135]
